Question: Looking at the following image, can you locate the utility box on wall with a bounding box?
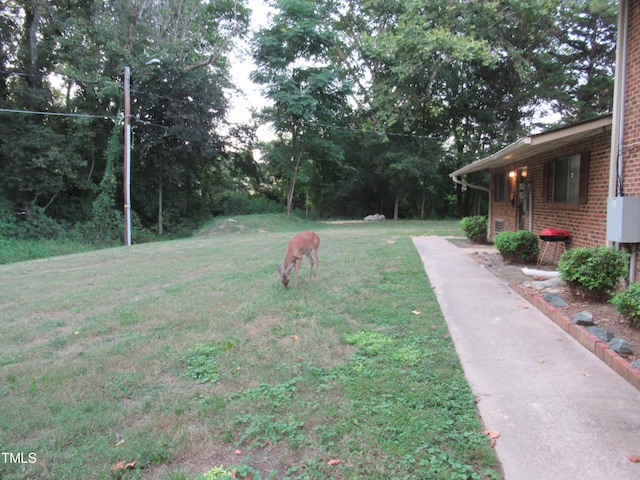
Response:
[607,196,640,243]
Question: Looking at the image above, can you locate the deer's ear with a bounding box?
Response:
[285,263,295,275]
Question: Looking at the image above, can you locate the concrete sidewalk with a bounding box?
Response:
[412,236,640,480]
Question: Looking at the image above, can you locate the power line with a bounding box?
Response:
[0,107,118,120]
[296,118,447,141]
[1,70,445,141]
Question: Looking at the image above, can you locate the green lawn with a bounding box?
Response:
[0,215,501,479]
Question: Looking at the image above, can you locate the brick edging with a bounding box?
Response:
[510,282,640,391]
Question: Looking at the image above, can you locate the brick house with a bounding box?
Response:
[450,0,640,281]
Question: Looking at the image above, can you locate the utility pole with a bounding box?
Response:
[123,66,132,246]
[123,59,161,245]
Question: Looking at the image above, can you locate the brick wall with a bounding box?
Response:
[623,1,640,197]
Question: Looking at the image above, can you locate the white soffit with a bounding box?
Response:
[450,115,612,177]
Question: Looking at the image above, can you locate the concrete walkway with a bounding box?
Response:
[412,236,640,480]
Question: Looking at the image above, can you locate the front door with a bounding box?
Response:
[517,168,531,230]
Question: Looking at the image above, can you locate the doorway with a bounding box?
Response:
[517,168,532,231]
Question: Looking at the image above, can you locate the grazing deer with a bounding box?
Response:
[276,230,320,289]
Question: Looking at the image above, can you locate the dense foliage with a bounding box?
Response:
[460,216,488,243]
[611,283,640,328]
[0,0,617,243]
[558,246,629,300]
[493,230,540,263]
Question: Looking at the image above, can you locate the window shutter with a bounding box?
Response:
[542,161,550,202]
[579,153,590,204]
[492,173,497,202]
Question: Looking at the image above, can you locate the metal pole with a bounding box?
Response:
[124,66,132,246]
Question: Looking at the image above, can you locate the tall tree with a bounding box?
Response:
[553,0,617,120]
[252,0,353,217]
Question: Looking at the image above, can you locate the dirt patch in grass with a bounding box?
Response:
[458,241,640,364]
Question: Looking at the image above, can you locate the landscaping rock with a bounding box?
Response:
[586,326,614,342]
[572,310,595,326]
[543,292,568,308]
[608,338,633,355]
[364,213,385,221]
[631,359,640,370]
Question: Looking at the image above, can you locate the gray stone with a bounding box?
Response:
[572,310,595,326]
[586,326,614,342]
[631,359,640,370]
[543,292,568,308]
[608,338,633,355]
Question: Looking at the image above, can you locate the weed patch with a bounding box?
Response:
[182,344,228,384]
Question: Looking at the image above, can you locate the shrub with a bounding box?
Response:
[493,230,539,263]
[611,282,640,328]
[459,216,487,243]
[558,246,628,300]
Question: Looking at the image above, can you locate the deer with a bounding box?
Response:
[276,230,320,289]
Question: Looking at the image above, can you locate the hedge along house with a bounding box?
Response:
[450,0,640,282]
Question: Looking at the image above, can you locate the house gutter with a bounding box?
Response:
[450,175,491,194]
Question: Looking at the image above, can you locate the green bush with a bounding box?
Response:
[611,282,640,327]
[493,230,539,263]
[459,216,487,243]
[558,246,628,300]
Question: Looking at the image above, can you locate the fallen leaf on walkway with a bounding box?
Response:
[483,429,500,447]
[628,455,640,462]
[520,305,528,309]
[538,359,545,364]
[474,396,481,403]
[583,372,591,377]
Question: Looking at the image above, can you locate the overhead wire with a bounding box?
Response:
[1,68,445,141]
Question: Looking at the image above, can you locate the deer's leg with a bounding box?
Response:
[306,252,314,282]
[313,248,319,279]
[293,259,301,287]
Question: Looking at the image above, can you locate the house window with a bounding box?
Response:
[543,153,589,204]
[553,154,580,203]
[494,172,508,202]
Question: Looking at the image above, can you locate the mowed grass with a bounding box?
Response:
[0,215,501,479]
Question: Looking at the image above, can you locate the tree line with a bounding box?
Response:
[0,0,616,244]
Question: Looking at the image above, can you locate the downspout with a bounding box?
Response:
[451,175,491,195]
[452,175,492,239]
[608,0,634,281]
[609,0,629,200]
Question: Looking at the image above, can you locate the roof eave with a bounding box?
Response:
[450,115,612,178]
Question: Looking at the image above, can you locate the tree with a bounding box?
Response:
[0,0,251,238]
[252,0,353,218]
[553,0,617,120]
